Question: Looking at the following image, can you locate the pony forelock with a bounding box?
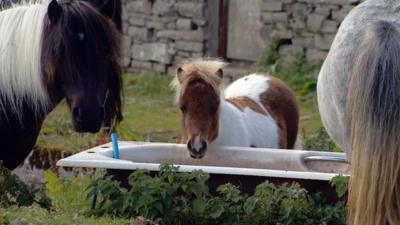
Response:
[171,58,227,103]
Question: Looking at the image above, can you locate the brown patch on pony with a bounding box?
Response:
[226,96,267,115]
[259,74,299,149]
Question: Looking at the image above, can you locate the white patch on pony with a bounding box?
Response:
[224,74,270,112]
[0,1,49,117]
[78,32,85,41]
[211,97,280,149]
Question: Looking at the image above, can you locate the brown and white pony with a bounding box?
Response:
[318,1,400,224]
[172,59,299,158]
[0,0,122,169]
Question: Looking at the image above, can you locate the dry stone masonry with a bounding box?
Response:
[260,0,363,65]
[122,0,364,74]
[122,0,209,74]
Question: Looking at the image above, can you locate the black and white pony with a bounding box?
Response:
[318,0,400,224]
[0,0,123,169]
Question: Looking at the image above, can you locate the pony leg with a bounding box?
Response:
[346,21,400,225]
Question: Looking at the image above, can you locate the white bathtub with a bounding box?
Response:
[56,141,349,181]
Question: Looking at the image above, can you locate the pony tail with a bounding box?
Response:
[346,21,400,225]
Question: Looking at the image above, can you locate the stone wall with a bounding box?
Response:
[121,0,214,75]
[260,0,363,66]
[121,0,364,74]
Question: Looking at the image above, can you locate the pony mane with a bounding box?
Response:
[171,58,227,103]
[0,0,49,117]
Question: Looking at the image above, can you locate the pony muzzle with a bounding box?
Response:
[71,105,104,133]
[187,136,208,159]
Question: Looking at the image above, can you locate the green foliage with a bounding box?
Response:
[0,162,51,209]
[88,164,346,225]
[44,170,93,214]
[330,175,350,198]
[257,37,281,72]
[303,127,338,151]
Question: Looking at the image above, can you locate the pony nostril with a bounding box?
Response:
[72,107,82,121]
[200,139,207,150]
[187,139,193,150]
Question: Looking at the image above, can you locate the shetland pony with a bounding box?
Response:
[317,1,400,224]
[0,0,122,169]
[172,59,299,158]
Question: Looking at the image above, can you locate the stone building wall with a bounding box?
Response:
[261,0,363,66]
[121,0,364,74]
[121,0,214,74]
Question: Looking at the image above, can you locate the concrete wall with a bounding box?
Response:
[121,0,363,74]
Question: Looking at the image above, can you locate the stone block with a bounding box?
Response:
[146,20,164,30]
[262,12,288,23]
[279,45,304,57]
[270,29,293,39]
[152,0,177,16]
[177,51,191,57]
[123,57,131,67]
[123,35,132,56]
[332,6,353,21]
[307,13,326,30]
[175,41,203,52]
[131,43,172,64]
[130,60,153,70]
[176,2,205,18]
[156,30,176,39]
[290,19,306,29]
[194,19,207,26]
[167,22,176,29]
[321,20,339,33]
[167,66,177,76]
[152,63,167,73]
[125,0,152,14]
[176,18,192,30]
[292,37,314,48]
[174,30,205,41]
[261,2,283,12]
[306,48,328,61]
[129,16,145,26]
[314,4,339,16]
[127,26,149,40]
[315,34,336,50]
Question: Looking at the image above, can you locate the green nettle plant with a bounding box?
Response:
[303,127,338,152]
[87,164,347,225]
[0,162,52,209]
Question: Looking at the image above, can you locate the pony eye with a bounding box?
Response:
[180,104,187,113]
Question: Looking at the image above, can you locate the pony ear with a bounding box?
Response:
[216,69,223,79]
[177,67,184,83]
[95,0,118,19]
[48,0,63,23]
